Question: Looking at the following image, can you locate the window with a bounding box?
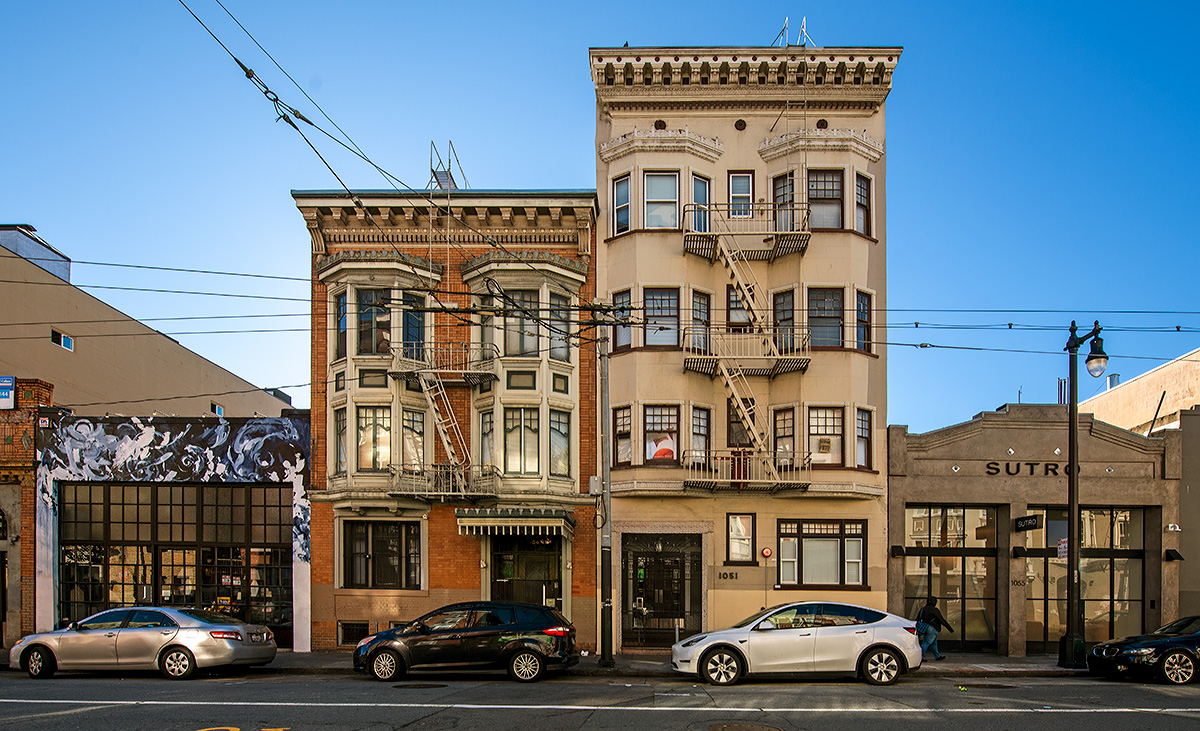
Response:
[402,293,425,361]
[856,408,872,469]
[774,408,795,468]
[552,373,569,393]
[645,172,678,228]
[728,398,754,448]
[773,171,795,231]
[728,285,752,333]
[793,520,864,586]
[808,170,844,229]
[729,173,752,218]
[359,370,388,388]
[549,293,570,362]
[504,407,539,475]
[808,288,843,347]
[480,411,495,468]
[691,291,711,350]
[505,290,538,356]
[334,371,345,391]
[644,288,680,346]
[613,174,630,234]
[691,406,710,464]
[727,514,755,563]
[344,520,421,589]
[333,408,347,474]
[779,522,799,584]
[357,406,391,471]
[478,294,495,359]
[210,402,224,417]
[613,290,632,350]
[692,174,710,232]
[357,289,391,355]
[507,371,536,389]
[51,329,74,351]
[808,406,844,466]
[613,406,632,466]
[855,173,871,236]
[334,292,347,360]
[856,291,872,352]
[644,406,679,462]
[550,410,571,477]
[773,289,795,351]
[401,409,424,473]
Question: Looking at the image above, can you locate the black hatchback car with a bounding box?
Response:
[353,601,578,682]
[1087,615,1200,684]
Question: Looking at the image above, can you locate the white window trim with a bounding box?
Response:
[643,171,680,229]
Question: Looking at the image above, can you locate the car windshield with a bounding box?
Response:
[732,604,790,628]
[176,608,242,625]
[1154,616,1200,635]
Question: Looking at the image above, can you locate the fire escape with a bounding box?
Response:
[681,201,813,492]
[389,343,501,499]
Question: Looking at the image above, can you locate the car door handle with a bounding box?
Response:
[105,632,117,637]
[855,630,867,634]
[798,632,812,636]
[161,630,173,635]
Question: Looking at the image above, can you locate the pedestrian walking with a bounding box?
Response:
[915,596,954,661]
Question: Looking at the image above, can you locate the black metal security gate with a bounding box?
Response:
[622,534,702,647]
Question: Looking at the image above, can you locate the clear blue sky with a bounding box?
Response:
[3,1,1198,431]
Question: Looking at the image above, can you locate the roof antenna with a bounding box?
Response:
[771,17,789,47]
[798,16,816,47]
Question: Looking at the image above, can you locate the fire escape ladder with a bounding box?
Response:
[718,360,780,482]
[418,371,467,468]
[716,235,769,331]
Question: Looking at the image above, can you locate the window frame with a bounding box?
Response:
[808,405,845,467]
[772,171,796,231]
[549,293,571,362]
[643,405,680,464]
[613,290,632,351]
[549,409,571,478]
[503,407,539,476]
[504,290,539,357]
[613,174,631,235]
[808,287,844,348]
[727,397,754,448]
[691,406,711,465]
[333,407,347,474]
[691,173,711,232]
[727,513,757,566]
[856,408,872,470]
[343,520,421,590]
[644,171,679,229]
[613,406,632,467]
[333,291,347,361]
[729,172,753,218]
[855,290,872,353]
[479,410,495,469]
[777,519,867,588]
[357,288,392,356]
[855,173,872,236]
[51,329,75,351]
[643,288,680,347]
[774,407,795,469]
[401,409,425,473]
[401,293,425,361]
[773,289,795,352]
[807,169,845,230]
[356,405,391,472]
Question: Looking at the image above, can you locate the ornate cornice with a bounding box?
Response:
[315,249,444,279]
[759,128,885,163]
[598,128,724,163]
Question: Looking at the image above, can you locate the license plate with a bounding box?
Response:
[250,633,263,643]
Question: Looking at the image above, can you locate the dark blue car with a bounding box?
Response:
[353,601,578,682]
[1087,615,1200,684]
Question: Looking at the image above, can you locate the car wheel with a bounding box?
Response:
[160,646,196,680]
[700,647,743,686]
[861,647,902,686]
[1159,650,1196,685]
[370,649,404,681]
[26,647,57,679]
[508,650,545,682]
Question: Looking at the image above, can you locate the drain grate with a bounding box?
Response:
[393,683,449,689]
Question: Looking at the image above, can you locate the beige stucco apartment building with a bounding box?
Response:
[590,47,899,647]
[888,404,1181,656]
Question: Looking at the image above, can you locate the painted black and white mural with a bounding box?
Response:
[35,414,312,649]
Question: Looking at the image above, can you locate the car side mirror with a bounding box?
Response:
[755,620,773,631]
[68,622,79,631]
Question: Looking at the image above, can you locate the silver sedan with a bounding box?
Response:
[9,606,276,680]
[672,601,922,686]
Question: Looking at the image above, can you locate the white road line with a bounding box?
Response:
[0,699,1198,714]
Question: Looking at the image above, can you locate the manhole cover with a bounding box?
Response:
[956,683,1016,689]
[393,683,448,689]
[709,725,782,731]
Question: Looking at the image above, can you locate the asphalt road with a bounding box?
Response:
[1,669,1199,731]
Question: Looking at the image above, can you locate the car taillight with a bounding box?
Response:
[210,630,243,641]
[543,626,571,638]
[904,627,917,635]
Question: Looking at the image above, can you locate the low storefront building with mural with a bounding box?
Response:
[888,403,1181,656]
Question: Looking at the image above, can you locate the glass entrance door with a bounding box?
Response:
[491,536,562,609]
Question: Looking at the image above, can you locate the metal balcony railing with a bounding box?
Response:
[684,202,811,236]
[391,343,500,383]
[682,449,812,492]
[390,463,501,499]
[682,325,811,377]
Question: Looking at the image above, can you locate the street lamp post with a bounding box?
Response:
[1059,320,1108,669]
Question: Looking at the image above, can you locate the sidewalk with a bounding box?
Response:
[265,649,1089,679]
